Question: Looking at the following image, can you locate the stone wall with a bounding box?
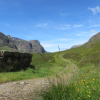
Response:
[0,50,33,72]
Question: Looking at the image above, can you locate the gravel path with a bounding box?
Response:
[0,54,78,100]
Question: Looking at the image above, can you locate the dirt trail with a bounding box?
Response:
[59,54,78,74]
[0,54,78,100]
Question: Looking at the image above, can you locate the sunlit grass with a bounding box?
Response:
[0,42,100,99]
[31,64,100,100]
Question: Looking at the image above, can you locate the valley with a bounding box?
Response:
[0,32,100,99]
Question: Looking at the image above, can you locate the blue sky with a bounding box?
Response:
[0,0,100,53]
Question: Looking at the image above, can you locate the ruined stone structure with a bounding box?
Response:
[0,50,33,72]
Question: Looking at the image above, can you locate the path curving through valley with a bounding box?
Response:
[0,54,78,100]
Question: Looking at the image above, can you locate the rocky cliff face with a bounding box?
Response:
[0,32,48,53]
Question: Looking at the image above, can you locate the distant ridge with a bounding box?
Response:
[70,44,83,49]
[70,32,100,49]
[0,32,48,54]
[1,31,100,53]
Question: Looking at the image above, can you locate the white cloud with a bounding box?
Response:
[82,32,88,33]
[84,30,97,36]
[23,27,27,28]
[57,38,73,41]
[73,24,83,27]
[4,23,10,26]
[75,34,83,36]
[60,27,71,30]
[41,40,57,43]
[90,24,100,27]
[44,23,47,26]
[88,6,100,15]
[56,24,71,30]
[41,38,73,43]
[59,24,70,27]
[65,24,70,27]
[26,36,34,38]
[60,13,66,15]
[36,23,47,27]
[41,43,71,48]
[41,43,57,47]
[36,24,41,27]
[87,20,92,23]
[91,30,96,33]
[94,25,100,27]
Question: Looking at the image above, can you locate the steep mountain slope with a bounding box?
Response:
[88,32,100,43]
[60,31,100,69]
[79,32,100,50]
[70,44,83,49]
[69,32,100,51]
[0,32,48,53]
[0,32,18,50]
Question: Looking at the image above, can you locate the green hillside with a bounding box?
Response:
[0,33,100,99]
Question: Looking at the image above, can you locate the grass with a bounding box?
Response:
[36,72,100,100]
[0,42,100,100]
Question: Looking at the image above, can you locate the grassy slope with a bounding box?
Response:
[0,40,100,99]
[0,40,100,83]
[0,51,67,83]
[62,41,100,73]
[30,41,100,100]
[0,46,18,51]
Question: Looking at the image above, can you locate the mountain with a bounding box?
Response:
[0,32,48,53]
[0,32,18,50]
[2,31,100,54]
[7,35,23,42]
[70,44,83,49]
[6,35,52,53]
[70,32,100,50]
[87,32,100,43]
[78,32,100,49]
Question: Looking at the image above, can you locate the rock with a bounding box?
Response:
[20,82,25,84]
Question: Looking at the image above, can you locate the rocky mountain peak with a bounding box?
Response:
[0,32,48,53]
[7,35,22,41]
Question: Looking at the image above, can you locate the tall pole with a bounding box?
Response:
[58,45,60,52]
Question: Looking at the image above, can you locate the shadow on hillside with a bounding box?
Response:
[0,62,36,73]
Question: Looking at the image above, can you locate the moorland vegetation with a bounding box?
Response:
[0,38,100,99]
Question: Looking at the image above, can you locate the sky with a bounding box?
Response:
[0,0,100,53]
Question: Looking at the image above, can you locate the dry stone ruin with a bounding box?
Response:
[0,50,34,72]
